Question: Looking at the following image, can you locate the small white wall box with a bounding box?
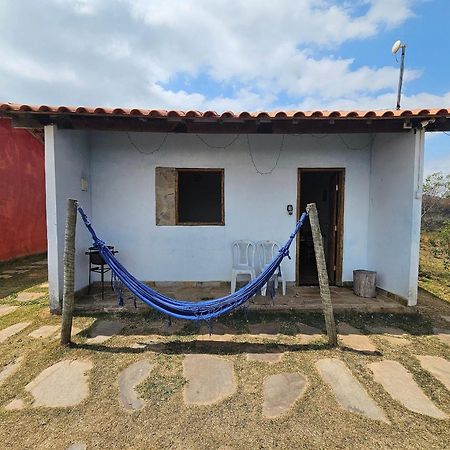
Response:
[81,176,89,191]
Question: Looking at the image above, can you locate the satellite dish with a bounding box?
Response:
[391,40,402,54]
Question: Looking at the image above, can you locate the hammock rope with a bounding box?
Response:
[78,206,307,322]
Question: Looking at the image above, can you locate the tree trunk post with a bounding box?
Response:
[60,198,78,347]
[306,202,338,347]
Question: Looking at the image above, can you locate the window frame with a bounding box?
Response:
[175,168,225,226]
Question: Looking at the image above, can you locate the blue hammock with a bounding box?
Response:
[78,206,307,322]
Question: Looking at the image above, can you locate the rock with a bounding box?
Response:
[441,315,450,323]
[296,323,323,344]
[38,282,49,289]
[29,325,60,339]
[416,355,450,391]
[262,372,308,418]
[4,398,25,410]
[433,328,450,346]
[16,292,43,302]
[0,305,18,317]
[118,360,154,411]
[25,359,93,407]
[337,322,377,353]
[0,322,32,343]
[316,358,388,423]
[86,320,125,344]
[183,355,236,405]
[369,360,447,419]
[0,275,12,279]
[0,356,24,386]
[246,353,283,363]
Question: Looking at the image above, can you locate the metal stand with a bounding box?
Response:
[85,246,118,300]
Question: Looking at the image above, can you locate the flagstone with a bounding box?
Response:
[38,282,49,289]
[441,316,450,323]
[337,322,377,353]
[248,322,279,339]
[433,327,450,345]
[86,320,125,344]
[0,305,18,317]
[0,274,12,279]
[296,323,323,344]
[67,443,87,450]
[25,359,93,407]
[2,270,26,275]
[262,372,308,418]
[16,292,43,302]
[197,323,235,342]
[369,360,447,419]
[183,354,236,405]
[246,353,283,363]
[29,325,60,339]
[316,358,388,423]
[31,260,47,266]
[0,356,24,386]
[416,355,450,391]
[118,360,154,411]
[4,398,25,411]
[0,322,32,343]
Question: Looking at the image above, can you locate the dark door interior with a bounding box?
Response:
[297,170,342,285]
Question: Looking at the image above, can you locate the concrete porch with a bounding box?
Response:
[75,283,411,314]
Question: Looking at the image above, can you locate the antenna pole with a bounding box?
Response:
[396,45,406,110]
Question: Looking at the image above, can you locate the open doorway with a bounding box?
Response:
[297,169,344,285]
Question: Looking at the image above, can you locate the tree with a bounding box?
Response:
[422,172,450,230]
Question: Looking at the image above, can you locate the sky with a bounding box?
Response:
[0,0,448,174]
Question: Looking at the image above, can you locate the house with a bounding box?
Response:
[0,117,46,261]
[1,103,449,313]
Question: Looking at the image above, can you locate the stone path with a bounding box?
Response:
[296,323,323,344]
[433,327,450,346]
[0,305,18,317]
[118,360,154,411]
[183,354,236,405]
[246,353,283,363]
[262,372,308,418]
[0,322,32,343]
[369,360,447,419]
[316,358,388,422]
[337,322,377,353]
[416,355,450,391]
[16,292,44,303]
[366,325,410,347]
[66,443,87,450]
[248,322,279,339]
[0,356,24,386]
[197,323,234,342]
[86,320,125,344]
[29,325,60,339]
[25,359,93,407]
[4,398,24,411]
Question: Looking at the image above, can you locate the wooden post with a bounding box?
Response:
[306,203,338,347]
[60,198,78,347]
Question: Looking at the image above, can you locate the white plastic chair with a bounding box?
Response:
[231,240,256,293]
[257,240,286,296]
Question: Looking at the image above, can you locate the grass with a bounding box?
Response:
[0,257,450,449]
[419,232,450,303]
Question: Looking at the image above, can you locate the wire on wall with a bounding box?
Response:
[127,131,168,155]
[247,133,285,175]
[196,133,240,149]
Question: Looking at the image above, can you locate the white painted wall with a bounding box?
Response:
[45,126,91,312]
[86,132,373,284]
[367,130,424,305]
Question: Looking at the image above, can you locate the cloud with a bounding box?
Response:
[0,0,441,113]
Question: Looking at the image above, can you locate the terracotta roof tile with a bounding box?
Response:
[0,102,449,121]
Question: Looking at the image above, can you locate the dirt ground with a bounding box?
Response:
[0,254,449,450]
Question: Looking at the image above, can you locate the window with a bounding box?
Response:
[176,169,224,225]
